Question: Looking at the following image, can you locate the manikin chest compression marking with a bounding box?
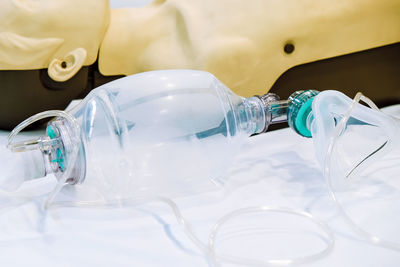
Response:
[5,69,396,264]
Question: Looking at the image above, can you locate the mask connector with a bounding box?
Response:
[256,93,290,133]
[287,90,320,138]
[255,90,319,135]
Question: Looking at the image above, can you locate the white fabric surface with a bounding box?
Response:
[0,105,399,266]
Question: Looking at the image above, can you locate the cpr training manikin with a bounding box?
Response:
[1,0,399,95]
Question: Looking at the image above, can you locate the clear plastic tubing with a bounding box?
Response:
[49,198,334,267]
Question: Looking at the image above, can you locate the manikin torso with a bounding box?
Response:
[98,0,400,96]
[0,0,399,130]
[1,0,399,96]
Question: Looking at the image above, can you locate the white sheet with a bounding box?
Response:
[0,105,399,266]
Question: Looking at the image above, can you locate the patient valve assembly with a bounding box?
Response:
[4,70,400,265]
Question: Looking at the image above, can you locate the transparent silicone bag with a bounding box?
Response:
[4,71,336,266]
[7,70,278,204]
[68,70,254,202]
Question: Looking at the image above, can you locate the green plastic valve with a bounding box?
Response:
[288,90,319,138]
[47,125,65,172]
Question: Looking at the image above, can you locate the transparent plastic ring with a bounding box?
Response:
[49,198,334,266]
[208,206,335,266]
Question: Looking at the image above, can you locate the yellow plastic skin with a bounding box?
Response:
[99,0,400,96]
[0,0,399,95]
[0,0,110,82]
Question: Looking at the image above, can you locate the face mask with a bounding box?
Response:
[4,70,334,266]
[291,90,400,250]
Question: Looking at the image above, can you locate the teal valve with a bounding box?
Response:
[47,125,66,172]
[288,90,319,138]
[47,126,57,139]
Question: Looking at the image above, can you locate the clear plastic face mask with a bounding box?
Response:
[4,70,335,265]
[312,91,400,250]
